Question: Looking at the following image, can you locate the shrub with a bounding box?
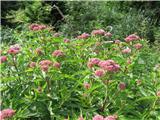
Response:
[1,24,160,120]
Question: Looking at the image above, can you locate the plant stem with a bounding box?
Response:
[12,56,21,81]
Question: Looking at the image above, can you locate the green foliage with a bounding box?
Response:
[60,1,159,43]
[1,25,160,120]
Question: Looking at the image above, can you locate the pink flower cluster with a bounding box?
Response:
[29,62,36,68]
[87,58,101,68]
[64,38,70,43]
[52,50,64,57]
[92,115,117,120]
[87,58,120,77]
[98,60,120,72]
[29,24,47,31]
[0,56,7,64]
[125,34,140,42]
[114,40,121,44]
[92,29,105,35]
[53,62,61,69]
[118,82,126,90]
[91,29,112,37]
[39,60,52,72]
[83,83,91,89]
[95,69,105,77]
[104,32,112,37]
[53,33,61,37]
[122,48,131,54]
[77,33,90,39]
[133,43,143,50]
[8,44,20,55]
[0,109,15,120]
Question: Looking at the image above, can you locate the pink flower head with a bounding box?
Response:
[104,32,112,37]
[87,62,94,69]
[38,25,47,30]
[64,38,70,43]
[122,48,131,54]
[133,43,143,50]
[125,34,140,42]
[39,60,52,66]
[29,62,36,68]
[78,116,84,120]
[40,65,49,72]
[98,60,120,72]
[8,48,19,55]
[114,40,121,44]
[39,60,52,72]
[104,115,117,120]
[53,33,60,37]
[91,29,105,36]
[83,83,91,89]
[77,33,90,39]
[35,48,43,55]
[119,82,126,90]
[10,44,20,50]
[95,69,105,77]
[0,56,7,63]
[29,24,47,31]
[53,62,61,69]
[89,58,101,65]
[0,109,15,119]
[52,50,64,57]
[92,115,104,120]
[157,90,160,97]
[8,44,20,55]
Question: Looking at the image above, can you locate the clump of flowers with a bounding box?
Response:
[91,29,105,36]
[125,34,140,42]
[133,43,143,50]
[0,56,7,64]
[114,40,121,44]
[104,115,117,120]
[52,50,64,57]
[83,83,91,89]
[94,69,105,77]
[98,60,120,72]
[29,62,36,68]
[122,48,131,54]
[118,82,126,90]
[39,60,52,72]
[53,33,61,37]
[87,58,100,69]
[104,32,112,37]
[29,24,47,31]
[92,115,104,120]
[53,62,61,69]
[0,108,15,120]
[92,115,117,120]
[8,44,20,55]
[77,33,90,39]
[64,38,70,43]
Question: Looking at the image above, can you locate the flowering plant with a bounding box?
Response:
[0,25,160,120]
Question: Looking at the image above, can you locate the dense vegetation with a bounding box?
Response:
[1,1,160,120]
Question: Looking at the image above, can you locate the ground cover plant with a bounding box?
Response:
[0,24,160,120]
